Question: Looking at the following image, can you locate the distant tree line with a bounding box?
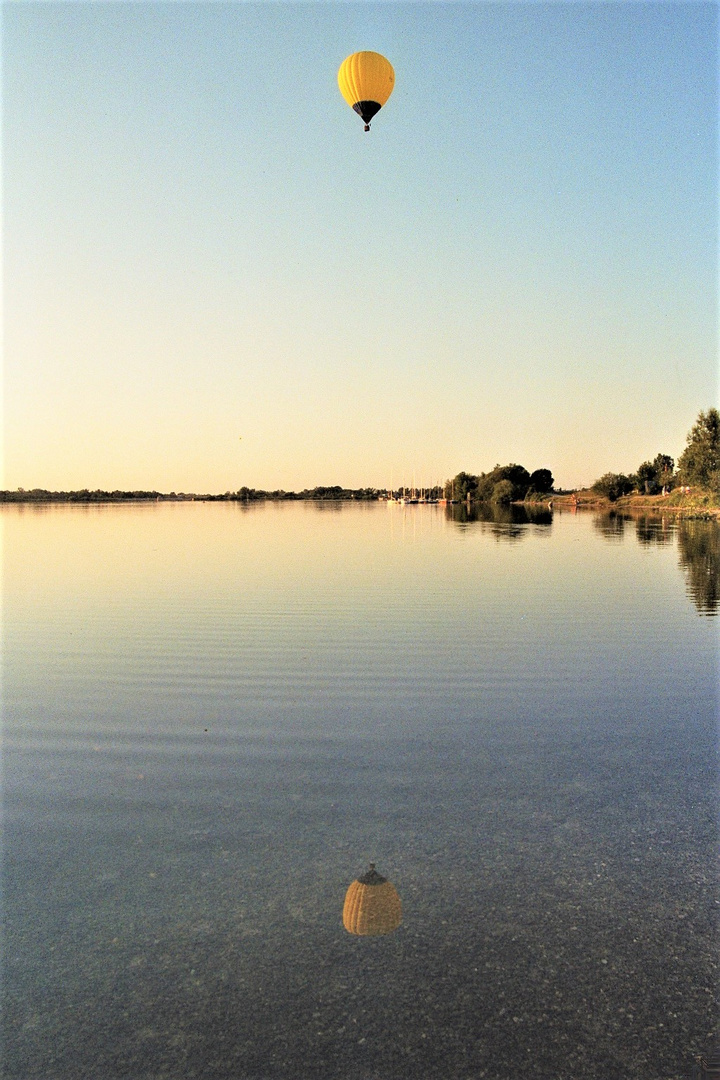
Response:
[446,464,555,504]
[0,486,385,504]
[233,486,383,501]
[592,408,720,501]
[0,488,165,503]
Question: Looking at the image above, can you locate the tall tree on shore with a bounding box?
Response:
[592,473,634,501]
[678,408,720,492]
[476,465,532,502]
[451,472,479,501]
[636,454,675,494]
[527,468,554,494]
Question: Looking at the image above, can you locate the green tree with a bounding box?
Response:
[592,473,634,502]
[527,468,554,494]
[636,454,675,494]
[677,408,720,491]
[491,479,515,504]
[653,453,675,491]
[636,460,658,494]
[451,471,479,501]
[476,464,531,501]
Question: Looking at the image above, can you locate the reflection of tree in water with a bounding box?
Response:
[593,512,629,541]
[677,520,720,615]
[447,502,552,541]
[635,515,673,546]
[312,500,343,512]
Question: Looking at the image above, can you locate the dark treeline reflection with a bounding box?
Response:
[309,499,344,512]
[594,512,719,616]
[677,520,720,615]
[447,502,552,539]
[593,511,629,541]
[634,515,673,546]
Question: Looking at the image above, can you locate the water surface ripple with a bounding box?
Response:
[3,502,718,1079]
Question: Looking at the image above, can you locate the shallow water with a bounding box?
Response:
[3,501,718,1079]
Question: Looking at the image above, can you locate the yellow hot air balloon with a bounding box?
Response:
[342,864,402,935]
[338,52,395,131]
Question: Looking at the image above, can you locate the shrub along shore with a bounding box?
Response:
[549,490,720,519]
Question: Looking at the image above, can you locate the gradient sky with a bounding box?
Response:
[4,1,717,492]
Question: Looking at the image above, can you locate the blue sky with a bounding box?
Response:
[4,1,717,491]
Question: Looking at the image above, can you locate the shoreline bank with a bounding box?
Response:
[545,491,720,519]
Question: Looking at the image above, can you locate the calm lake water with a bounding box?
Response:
[3,501,718,1080]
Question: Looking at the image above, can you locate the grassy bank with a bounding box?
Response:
[549,490,720,519]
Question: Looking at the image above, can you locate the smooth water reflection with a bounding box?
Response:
[3,503,718,1079]
[591,510,719,617]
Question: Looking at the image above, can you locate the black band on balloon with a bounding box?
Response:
[352,100,382,124]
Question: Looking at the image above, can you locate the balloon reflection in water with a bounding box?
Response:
[343,864,402,936]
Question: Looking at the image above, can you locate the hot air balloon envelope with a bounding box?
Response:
[338,52,395,130]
